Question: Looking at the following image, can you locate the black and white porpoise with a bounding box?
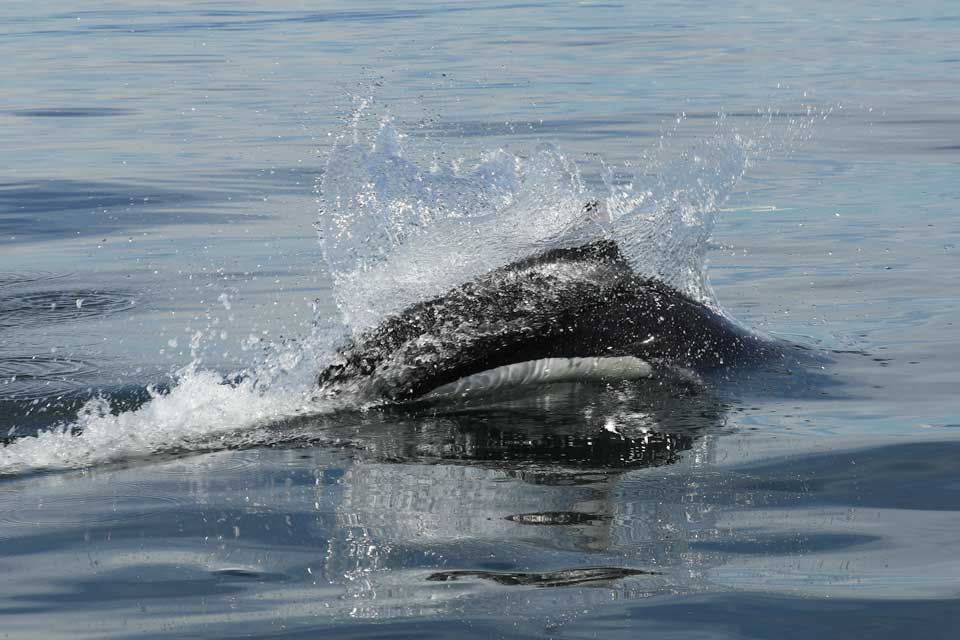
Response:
[317,234,783,402]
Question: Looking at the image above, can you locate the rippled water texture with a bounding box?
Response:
[1,2,959,638]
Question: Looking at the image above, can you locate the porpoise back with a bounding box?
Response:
[318,239,778,401]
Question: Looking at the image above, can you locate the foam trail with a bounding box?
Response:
[0,365,329,475]
[0,318,346,475]
[0,285,348,474]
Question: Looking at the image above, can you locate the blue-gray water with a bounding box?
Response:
[2,2,959,638]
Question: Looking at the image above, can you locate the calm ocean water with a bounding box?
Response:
[1,2,959,638]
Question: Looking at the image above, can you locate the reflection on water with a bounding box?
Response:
[0,378,723,632]
[264,379,724,608]
[2,379,960,636]
[282,377,720,470]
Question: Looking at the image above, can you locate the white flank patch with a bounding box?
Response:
[424,356,653,399]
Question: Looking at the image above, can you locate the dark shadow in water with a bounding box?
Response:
[692,532,882,555]
[1,179,206,215]
[59,4,552,36]
[0,507,334,558]
[0,178,270,243]
[6,108,137,118]
[0,563,289,617]
[426,566,659,587]
[729,440,960,512]
[564,592,960,640]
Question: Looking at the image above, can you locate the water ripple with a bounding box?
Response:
[0,482,184,529]
[7,107,136,118]
[0,355,97,400]
[0,271,72,288]
[146,449,268,477]
[0,289,136,329]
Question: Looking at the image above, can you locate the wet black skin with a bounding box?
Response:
[318,239,780,401]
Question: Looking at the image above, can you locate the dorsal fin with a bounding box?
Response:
[510,239,625,271]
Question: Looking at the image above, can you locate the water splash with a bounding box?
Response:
[0,334,341,475]
[319,104,823,331]
[0,102,823,475]
[319,113,594,330]
[604,108,821,307]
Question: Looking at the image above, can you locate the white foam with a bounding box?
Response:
[0,367,334,475]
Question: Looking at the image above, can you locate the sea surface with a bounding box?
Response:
[1,2,959,638]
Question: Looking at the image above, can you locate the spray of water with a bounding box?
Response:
[320,102,823,332]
